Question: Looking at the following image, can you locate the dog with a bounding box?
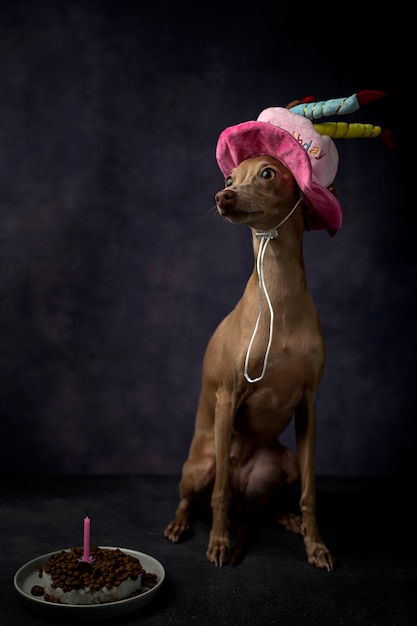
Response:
[164,152,335,571]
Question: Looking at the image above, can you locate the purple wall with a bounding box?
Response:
[0,1,412,476]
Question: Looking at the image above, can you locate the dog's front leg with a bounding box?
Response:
[206,388,235,567]
[295,398,335,571]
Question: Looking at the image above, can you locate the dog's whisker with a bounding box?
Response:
[205,205,220,219]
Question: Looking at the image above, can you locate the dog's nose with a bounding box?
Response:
[215,189,235,209]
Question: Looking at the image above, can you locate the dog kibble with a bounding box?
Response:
[32,546,158,603]
[42,547,143,592]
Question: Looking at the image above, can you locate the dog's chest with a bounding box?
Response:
[233,340,323,438]
[244,327,324,385]
[233,379,300,439]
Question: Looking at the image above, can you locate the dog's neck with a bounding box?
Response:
[250,201,306,283]
[248,230,308,313]
[243,205,309,383]
[254,197,302,241]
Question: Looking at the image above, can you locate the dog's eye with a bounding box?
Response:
[224,176,233,188]
[261,167,276,180]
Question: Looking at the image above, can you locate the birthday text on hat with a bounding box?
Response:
[291,132,326,160]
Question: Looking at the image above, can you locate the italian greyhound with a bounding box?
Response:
[164,153,335,571]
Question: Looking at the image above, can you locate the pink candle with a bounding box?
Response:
[80,514,94,563]
[83,515,90,561]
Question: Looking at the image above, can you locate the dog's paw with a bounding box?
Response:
[206,538,229,567]
[306,542,335,572]
[278,512,303,534]
[164,519,190,543]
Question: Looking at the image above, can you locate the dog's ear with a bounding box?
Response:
[302,183,338,232]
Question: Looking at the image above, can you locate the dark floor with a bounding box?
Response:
[2,474,416,625]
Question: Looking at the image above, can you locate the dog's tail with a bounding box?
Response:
[230,518,252,566]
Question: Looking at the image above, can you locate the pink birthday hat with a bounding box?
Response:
[216,91,391,236]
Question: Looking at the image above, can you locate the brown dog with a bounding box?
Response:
[164,154,335,571]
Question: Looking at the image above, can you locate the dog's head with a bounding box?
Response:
[216,113,342,236]
[215,155,302,232]
[215,90,391,237]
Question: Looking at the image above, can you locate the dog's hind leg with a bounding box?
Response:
[164,440,216,543]
[278,512,303,534]
[164,493,192,543]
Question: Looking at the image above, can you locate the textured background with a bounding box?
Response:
[0,1,412,476]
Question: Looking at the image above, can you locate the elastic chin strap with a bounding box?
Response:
[255,197,302,240]
[244,197,302,383]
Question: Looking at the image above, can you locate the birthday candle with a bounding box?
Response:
[83,514,91,562]
[289,90,385,120]
[313,122,382,139]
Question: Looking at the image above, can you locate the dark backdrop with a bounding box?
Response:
[0,1,412,476]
